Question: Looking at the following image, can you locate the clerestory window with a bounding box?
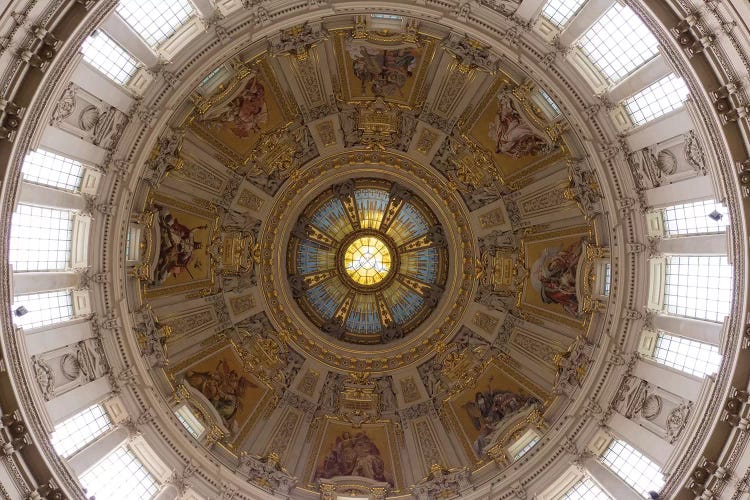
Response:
[578,3,659,84]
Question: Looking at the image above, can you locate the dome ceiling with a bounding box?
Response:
[123,13,611,496]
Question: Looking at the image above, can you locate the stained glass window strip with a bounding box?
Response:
[651,332,721,378]
[400,247,439,283]
[663,199,729,236]
[80,31,139,85]
[345,295,381,334]
[310,197,352,242]
[51,404,112,458]
[625,74,689,125]
[601,439,664,497]
[11,290,74,329]
[578,3,659,83]
[296,240,336,275]
[354,188,390,229]
[561,477,612,499]
[21,149,84,192]
[664,256,732,322]
[306,280,349,319]
[541,0,587,28]
[116,0,195,47]
[386,203,429,245]
[79,446,159,500]
[386,282,425,323]
[10,204,73,272]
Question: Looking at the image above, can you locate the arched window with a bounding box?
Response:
[664,255,732,322]
[541,0,587,28]
[561,477,611,499]
[79,445,159,500]
[578,3,659,83]
[624,74,690,126]
[11,290,74,329]
[50,404,113,458]
[10,204,73,272]
[601,439,664,497]
[116,0,196,48]
[80,31,139,85]
[21,149,84,192]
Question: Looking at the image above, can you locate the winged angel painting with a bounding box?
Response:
[488,92,551,158]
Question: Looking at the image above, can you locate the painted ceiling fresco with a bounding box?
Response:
[126,14,610,498]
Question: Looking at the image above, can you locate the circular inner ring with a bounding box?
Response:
[337,230,399,291]
[344,235,392,285]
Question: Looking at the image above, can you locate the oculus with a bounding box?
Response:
[286,178,448,345]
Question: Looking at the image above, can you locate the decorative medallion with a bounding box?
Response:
[286,178,448,344]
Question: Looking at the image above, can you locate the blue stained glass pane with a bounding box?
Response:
[310,198,352,241]
[387,283,424,323]
[387,203,429,245]
[345,295,381,334]
[296,240,336,275]
[354,188,390,229]
[400,247,438,283]
[306,279,348,319]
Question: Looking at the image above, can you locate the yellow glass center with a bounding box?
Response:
[343,236,392,286]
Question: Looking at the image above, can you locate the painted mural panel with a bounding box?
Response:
[466,84,557,178]
[445,360,543,458]
[191,61,290,158]
[334,30,435,106]
[144,195,216,297]
[307,419,402,489]
[519,226,592,329]
[174,342,270,441]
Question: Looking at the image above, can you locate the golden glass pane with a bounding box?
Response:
[343,236,392,286]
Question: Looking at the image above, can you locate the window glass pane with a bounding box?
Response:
[651,332,721,377]
[80,446,159,500]
[540,89,561,116]
[562,477,612,499]
[624,74,689,125]
[80,31,139,85]
[116,0,195,47]
[11,290,74,329]
[664,255,733,323]
[50,404,112,458]
[578,3,659,83]
[601,439,664,497]
[542,0,587,28]
[175,405,204,439]
[21,149,84,192]
[663,199,729,236]
[514,435,540,459]
[10,204,73,272]
[602,263,612,296]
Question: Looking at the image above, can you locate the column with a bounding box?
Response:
[645,176,715,208]
[67,427,129,475]
[634,359,702,401]
[609,413,672,465]
[558,0,611,46]
[586,460,642,500]
[189,0,215,19]
[608,54,672,103]
[18,182,87,212]
[514,0,547,22]
[45,376,111,424]
[12,272,79,295]
[25,319,93,355]
[659,233,727,255]
[100,14,160,67]
[650,315,723,345]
